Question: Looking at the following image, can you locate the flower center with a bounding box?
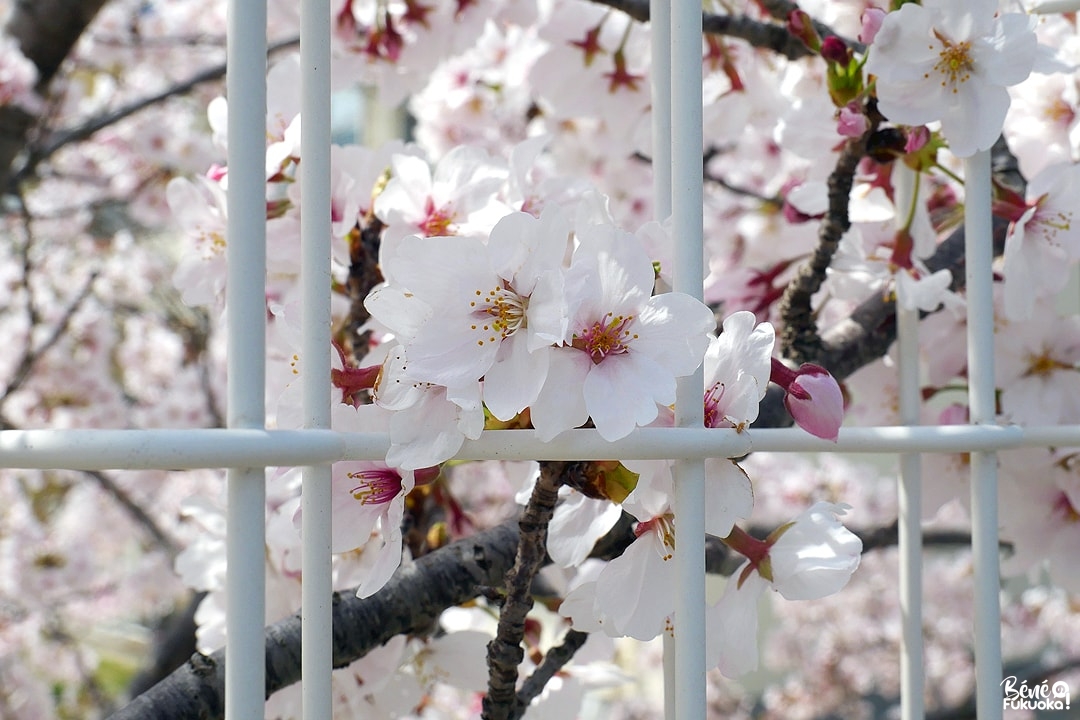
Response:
[349,468,404,505]
[572,312,637,364]
[1031,204,1073,247]
[704,381,732,429]
[1024,348,1070,378]
[928,31,973,93]
[634,513,675,559]
[468,285,527,347]
[419,196,455,236]
[1043,98,1076,127]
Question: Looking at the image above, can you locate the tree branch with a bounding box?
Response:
[483,461,568,720]
[588,0,819,60]
[11,35,300,188]
[0,0,111,190]
[778,127,873,365]
[510,628,590,720]
[109,521,521,720]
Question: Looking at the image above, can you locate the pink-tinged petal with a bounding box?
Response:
[547,491,624,567]
[768,502,862,601]
[939,82,1010,158]
[354,512,406,599]
[385,386,480,469]
[633,292,714,376]
[784,364,844,441]
[975,13,1037,86]
[858,7,886,45]
[706,569,766,676]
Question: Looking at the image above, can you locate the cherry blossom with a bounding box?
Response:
[1001,162,1080,321]
[704,311,775,431]
[865,0,1038,157]
[530,221,714,441]
[709,502,862,676]
[373,145,510,247]
[366,207,572,420]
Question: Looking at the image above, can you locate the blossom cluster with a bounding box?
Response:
[6,0,1080,718]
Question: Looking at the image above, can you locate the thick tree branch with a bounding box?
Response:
[0,0,111,190]
[109,521,521,720]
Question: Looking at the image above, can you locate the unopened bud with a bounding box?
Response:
[787,10,822,52]
[821,36,851,67]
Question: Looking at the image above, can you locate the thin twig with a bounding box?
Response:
[754,0,864,52]
[511,628,590,720]
[84,469,181,560]
[0,271,100,406]
[11,35,300,186]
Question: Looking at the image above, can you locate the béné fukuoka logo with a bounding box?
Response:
[1001,675,1071,712]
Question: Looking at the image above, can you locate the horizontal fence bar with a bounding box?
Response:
[3,425,1080,469]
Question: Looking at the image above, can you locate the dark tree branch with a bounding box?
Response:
[0,0,111,190]
[779,128,873,365]
[11,35,300,188]
[483,461,568,720]
[589,0,818,60]
[109,521,522,720]
[511,628,590,720]
[754,0,864,53]
[815,135,1025,379]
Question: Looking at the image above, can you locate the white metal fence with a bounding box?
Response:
[1,0,1075,719]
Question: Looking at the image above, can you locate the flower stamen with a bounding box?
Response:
[927,31,973,93]
[470,285,527,346]
[572,312,638,363]
[349,468,404,505]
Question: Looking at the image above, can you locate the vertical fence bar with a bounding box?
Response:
[649,2,676,716]
[670,0,706,717]
[300,0,334,716]
[225,0,268,717]
[650,0,672,224]
[894,172,925,718]
[964,149,1003,720]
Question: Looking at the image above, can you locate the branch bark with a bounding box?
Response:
[109,521,521,720]
[0,0,111,190]
[482,461,567,720]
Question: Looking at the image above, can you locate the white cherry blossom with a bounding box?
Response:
[530,222,714,441]
[865,0,1037,157]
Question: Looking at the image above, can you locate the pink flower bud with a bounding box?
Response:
[785,364,844,441]
[771,359,844,441]
[820,36,851,67]
[859,7,887,45]
[904,125,931,153]
[837,103,869,138]
[787,9,821,52]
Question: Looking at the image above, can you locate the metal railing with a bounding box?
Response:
[2,0,1074,718]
